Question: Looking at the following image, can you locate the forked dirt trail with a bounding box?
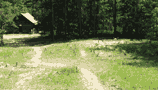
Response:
[13,42,109,90]
[3,34,121,89]
[13,46,67,90]
[6,34,148,90]
[9,33,129,90]
[13,39,128,90]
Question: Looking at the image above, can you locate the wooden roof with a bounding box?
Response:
[21,13,38,25]
[0,9,38,25]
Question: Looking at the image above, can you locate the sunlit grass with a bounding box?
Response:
[0,66,36,89]
[40,37,158,89]
[41,43,81,60]
[4,34,156,90]
[83,39,158,90]
[30,66,83,90]
[0,46,36,89]
[0,47,35,66]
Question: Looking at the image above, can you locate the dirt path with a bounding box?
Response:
[4,34,148,89]
[24,47,42,67]
[12,36,133,90]
[13,46,66,90]
[12,40,110,90]
[13,67,46,89]
[78,41,111,90]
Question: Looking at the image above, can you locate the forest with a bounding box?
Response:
[1,1,158,89]
[0,0,158,43]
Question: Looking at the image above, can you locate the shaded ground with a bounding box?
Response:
[2,34,72,47]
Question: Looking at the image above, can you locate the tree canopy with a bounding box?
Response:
[1,0,158,42]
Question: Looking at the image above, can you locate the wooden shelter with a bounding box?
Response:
[13,12,38,33]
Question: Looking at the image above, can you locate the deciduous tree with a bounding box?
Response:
[0,1,28,46]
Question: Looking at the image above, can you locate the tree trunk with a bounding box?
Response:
[51,0,55,41]
[76,0,82,38]
[89,0,93,33]
[0,34,4,46]
[93,0,96,36]
[64,0,68,36]
[96,0,100,31]
[149,39,152,44]
[113,0,117,37]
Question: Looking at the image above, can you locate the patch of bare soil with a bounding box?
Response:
[3,34,40,39]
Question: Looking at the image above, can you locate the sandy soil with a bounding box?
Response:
[3,34,41,39]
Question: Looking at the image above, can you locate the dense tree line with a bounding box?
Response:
[1,0,158,45]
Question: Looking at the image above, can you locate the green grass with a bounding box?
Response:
[0,34,85,90]
[0,47,35,66]
[0,66,37,89]
[82,39,158,90]
[0,43,36,89]
[29,66,85,90]
[41,43,81,60]
[38,38,158,89]
[0,34,38,89]
[0,46,36,89]
[1,34,158,89]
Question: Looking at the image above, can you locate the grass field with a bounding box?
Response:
[81,39,158,90]
[0,46,36,89]
[0,47,35,66]
[1,34,158,90]
[0,67,39,89]
[0,34,39,89]
[40,38,158,90]
[29,66,87,90]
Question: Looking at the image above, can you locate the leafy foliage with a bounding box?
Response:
[0,0,29,33]
[1,0,158,41]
